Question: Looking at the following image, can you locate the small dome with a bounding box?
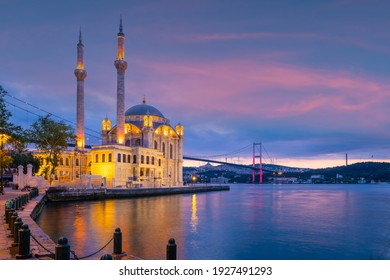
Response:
[125,103,165,118]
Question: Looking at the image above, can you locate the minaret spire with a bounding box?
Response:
[74,28,87,150]
[119,15,124,35]
[114,16,128,145]
[78,27,82,44]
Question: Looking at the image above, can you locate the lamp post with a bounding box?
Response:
[0,134,9,194]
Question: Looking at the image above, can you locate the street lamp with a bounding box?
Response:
[0,134,9,194]
[192,175,197,185]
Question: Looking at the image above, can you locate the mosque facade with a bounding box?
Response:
[35,19,184,188]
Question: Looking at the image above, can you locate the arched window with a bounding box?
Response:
[102,154,106,163]
[152,157,155,165]
[141,155,144,164]
[95,154,99,163]
[125,139,131,146]
[158,159,161,166]
[118,153,121,162]
[133,155,137,164]
[127,155,131,163]
[170,144,173,159]
[146,156,150,164]
[66,158,69,166]
[123,154,126,163]
[60,158,64,166]
[162,143,166,155]
[108,154,112,162]
[76,158,79,166]
[154,141,158,150]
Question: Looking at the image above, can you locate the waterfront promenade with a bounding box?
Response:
[0,187,56,260]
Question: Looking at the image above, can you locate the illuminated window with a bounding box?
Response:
[108,154,112,162]
[141,155,144,164]
[118,153,121,162]
[140,168,144,176]
[133,155,137,164]
[102,154,106,163]
[146,156,149,164]
[95,154,99,163]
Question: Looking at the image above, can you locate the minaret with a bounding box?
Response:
[74,28,87,150]
[114,16,127,145]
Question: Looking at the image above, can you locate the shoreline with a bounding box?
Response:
[46,185,230,202]
[1,185,230,259]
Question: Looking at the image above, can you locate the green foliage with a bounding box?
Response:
[10,152,40,173]
[28,114,75,178]
[0,86,24,140]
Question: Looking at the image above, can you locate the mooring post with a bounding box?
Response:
[4,206,10,222]
[14,196,20,210]
[100,254,113,260]
[16,224,32,259]
[166,238,177,260]
[55,237,70,260]
[6,209,15,227]
[113,227,122,254]
[12,217,23,247]
[9,212,18,234]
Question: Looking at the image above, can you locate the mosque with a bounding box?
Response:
[35,19,184,188]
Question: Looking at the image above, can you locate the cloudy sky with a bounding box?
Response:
[1,0,390,168]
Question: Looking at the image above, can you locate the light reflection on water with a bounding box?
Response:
[36,184,390,260]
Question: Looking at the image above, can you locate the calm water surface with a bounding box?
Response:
[36,184,390,260]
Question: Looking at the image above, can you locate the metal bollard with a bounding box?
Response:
[16,224,32,259]
[9,212,18,233]
[16,196,20,208]
[6,209,14,225]
[12,218,23,247]
[4,207,10,222]
[55,237,70,260]
[100,254,113,260]
[113,228,122,254]
[166,238,177,260]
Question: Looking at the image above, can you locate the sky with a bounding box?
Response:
[1,0,390,168]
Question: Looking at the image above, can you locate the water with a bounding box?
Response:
[36,184,390,260]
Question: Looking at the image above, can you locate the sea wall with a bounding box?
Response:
[46,185,230,202]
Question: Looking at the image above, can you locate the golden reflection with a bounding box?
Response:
[190,194,198,232]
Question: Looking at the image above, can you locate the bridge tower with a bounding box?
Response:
[252,142,262,184]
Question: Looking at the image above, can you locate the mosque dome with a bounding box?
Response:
[125,102,165,118]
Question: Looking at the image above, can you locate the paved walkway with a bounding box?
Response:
[0,188,21,259]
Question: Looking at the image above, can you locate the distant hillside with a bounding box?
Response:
[310,162,390,181]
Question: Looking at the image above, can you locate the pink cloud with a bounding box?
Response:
[132,58,390,125]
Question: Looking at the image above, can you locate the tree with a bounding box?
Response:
[0,86,25,192]
[0,86,24,140]
[28,115,75,180]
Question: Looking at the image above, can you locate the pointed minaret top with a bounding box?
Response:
[118,15,125,37]
[78,27,83,46]
[143,95,146,104]
[79,27,82,43]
